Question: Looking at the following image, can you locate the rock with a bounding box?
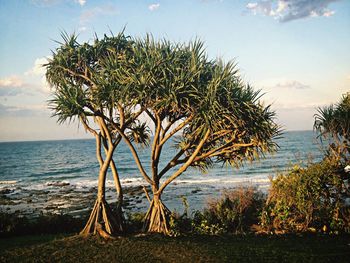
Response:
[191,189,201,194]
[0,189,13,195]
[46,181,70,187]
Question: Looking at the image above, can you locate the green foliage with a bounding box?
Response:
[125,212,146,233]
[314,92,350,143]
[191,211,225,235]
[47,30,280,172]
[0,212,29,237]
[0,212,85,237]
[46,31,150,146]
[168,212,192,237]
[192,187,265,234]
[261,159,350,234]
[168,197,192,237]
[47,30,281,235]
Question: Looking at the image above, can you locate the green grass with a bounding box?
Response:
[1,234,350,262]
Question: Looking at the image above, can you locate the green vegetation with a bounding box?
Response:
[5,29,344,261]
[314,92,350,143]
[1,234,350,262]
[0,212,85,237]
[260,159,350,234]
[47,31,280,236]
[46,32,150,237]
[191,187,264,235]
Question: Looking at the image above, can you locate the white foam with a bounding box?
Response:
[170,175,271,186]
[0,180,17,184]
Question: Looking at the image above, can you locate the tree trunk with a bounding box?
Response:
[80,149,122,238]
[143,193,171,234]
[109,158,124,232]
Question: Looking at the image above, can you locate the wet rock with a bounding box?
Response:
[46,181,70,187]
[191,189,201,194]
[45,205,58,210]
[0,189,13,195]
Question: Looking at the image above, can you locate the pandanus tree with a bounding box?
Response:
[314,92,350,162]
[111,36,281,234]
[46,32,149,237]
[314,92,350,143]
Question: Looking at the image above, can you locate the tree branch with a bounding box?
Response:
[111,119,153,185]
[156,129,210,195]
[58,66,97,87]
[159,115,193,147]
[158,148,185,179]
[151,111,162,182]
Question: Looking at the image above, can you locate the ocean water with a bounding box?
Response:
[0,131,325,215]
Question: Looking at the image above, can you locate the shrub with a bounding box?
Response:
[192,186,265,234]
[260,158,350,234]
[0,212,85,237]
[0,212,29,237]
[125,212,146,233]
[191,210,225,235]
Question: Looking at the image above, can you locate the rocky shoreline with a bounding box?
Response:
[0,183,153,218]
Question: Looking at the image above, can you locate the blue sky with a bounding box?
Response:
[0,0,349,141]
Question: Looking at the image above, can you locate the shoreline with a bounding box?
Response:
[0,179,270,218]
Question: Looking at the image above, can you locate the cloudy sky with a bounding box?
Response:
[0,0,349,141]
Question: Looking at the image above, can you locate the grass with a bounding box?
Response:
[1,234,350,262]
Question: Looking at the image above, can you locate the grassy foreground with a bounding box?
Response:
[1,234,350,262]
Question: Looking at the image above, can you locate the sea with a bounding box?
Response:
[0,131,325,217]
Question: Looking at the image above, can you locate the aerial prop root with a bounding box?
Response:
[144,197,171,234]
[80,198,120,239]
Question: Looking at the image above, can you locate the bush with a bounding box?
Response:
[0,212,85,237]
[260,158,350,234]
[191,187,265,234]
[0,212,29,237]
[125,212,146,233]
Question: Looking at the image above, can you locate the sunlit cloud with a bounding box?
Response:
[25,57,51,94]
[246,0,338,22]
[0,76,24,88]
[0,56,51,97]
[0,76,26,96]
[148,3,160,11]
[75,0,86,6]
[25,57,49,76]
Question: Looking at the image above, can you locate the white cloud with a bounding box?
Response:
[32,0,86,6]
[24,57,51,94]
[80,4,118,25]
[78,26,87,32]
[25,57,49,76]
[273,80,310,90]
[148,3,160,11]
[0,76,24,88]
[246,0,338,22]
[260,78,310,90]
[0,57,51,97]
[0,76,26,96]
[75,0,86,6]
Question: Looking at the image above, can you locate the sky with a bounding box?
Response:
[0,0,349,142]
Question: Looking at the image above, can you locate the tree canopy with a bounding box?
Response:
[47,31,281,236]
[314,92,350,143]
